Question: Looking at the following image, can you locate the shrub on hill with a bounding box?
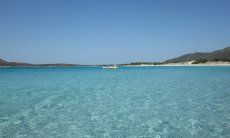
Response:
[214,58,230,62]
[192,59,208,64]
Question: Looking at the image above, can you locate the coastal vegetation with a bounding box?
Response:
[129,62,164,65]
[214,58,230,62]
[192,59,208,64]
[192,58,230,65]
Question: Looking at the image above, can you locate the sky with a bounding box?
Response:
[0,0,230,64]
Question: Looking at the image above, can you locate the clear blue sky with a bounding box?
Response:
[0,0,230,64]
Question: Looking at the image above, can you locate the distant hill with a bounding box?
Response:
[0,59,81,67]
[0,59,8,66]
[165,47,230,63]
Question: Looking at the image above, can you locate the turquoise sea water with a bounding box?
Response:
[0,67,230,138]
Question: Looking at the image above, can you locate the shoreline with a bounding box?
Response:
[125,61,230,67]
[125,64,230,67]
[0,65,95,68]
[1,65,230,68]
[1,61,230,68]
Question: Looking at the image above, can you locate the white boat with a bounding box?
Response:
[102,65,118,69]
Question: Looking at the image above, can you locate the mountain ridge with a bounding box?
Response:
[165,47,230,63]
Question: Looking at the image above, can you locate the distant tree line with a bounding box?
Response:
[192,58,230,64]
[213,58,230,62]
[129,62,164,65]
[192,59,208,64]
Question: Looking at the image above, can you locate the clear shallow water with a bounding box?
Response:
[0,67,230,138]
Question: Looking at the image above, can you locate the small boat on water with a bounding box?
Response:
[102,65,118,69]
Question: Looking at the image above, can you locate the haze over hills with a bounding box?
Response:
[165,47,230,63]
